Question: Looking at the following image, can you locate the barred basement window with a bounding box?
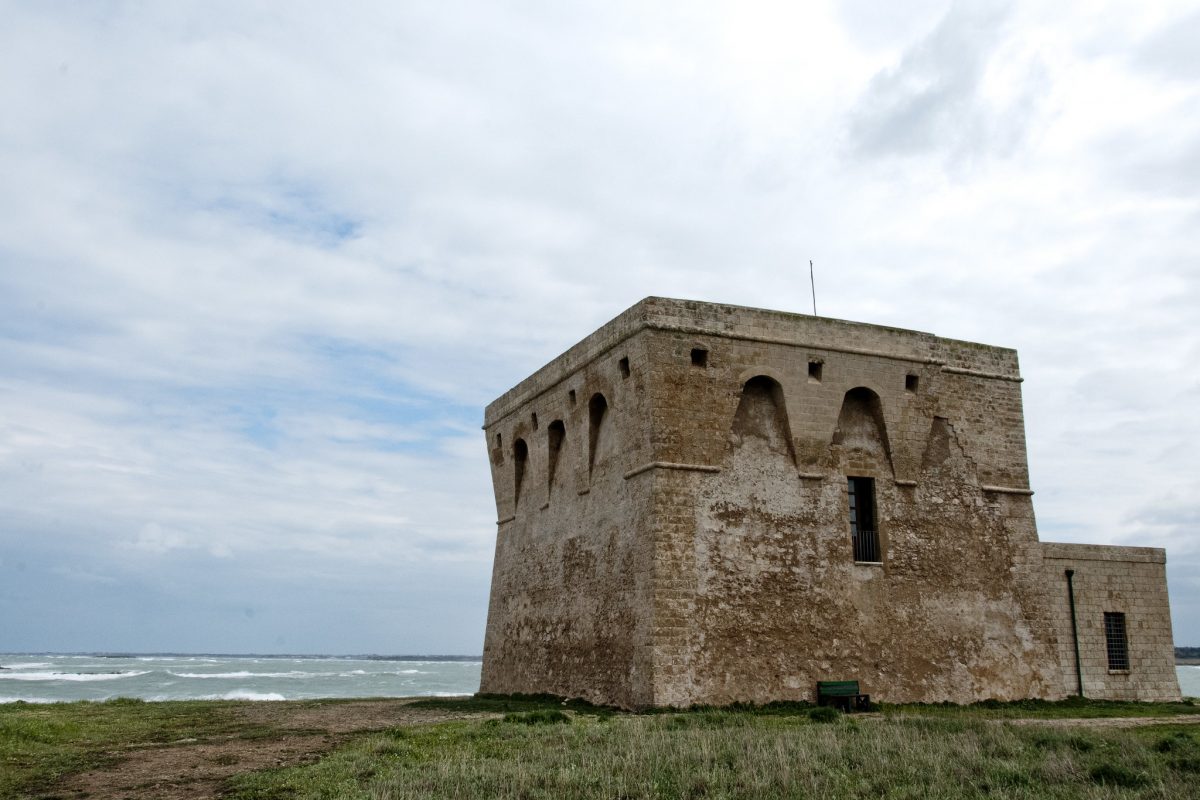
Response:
[848,476,880,563]
[1104,612,1130,671]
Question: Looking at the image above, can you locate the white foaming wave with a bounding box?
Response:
[0,696,60,704]
[169,671,311,679]
[425,691,470,697]
[204,690,286,701]
[0,671,150,682]
[1,662,52,669]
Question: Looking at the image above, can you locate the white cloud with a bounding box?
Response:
[0,0,1197,651]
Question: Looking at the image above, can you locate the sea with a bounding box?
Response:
[1,654,1197,704]
[0,654,481,703]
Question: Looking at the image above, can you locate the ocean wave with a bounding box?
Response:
[0,696,60,704]
[168,671,311,679]
[0,695,62,705]
[0,662,52,670]
[0,671,150,682]
[203,690,286,701]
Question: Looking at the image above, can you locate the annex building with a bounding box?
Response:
[479,297,1180,709]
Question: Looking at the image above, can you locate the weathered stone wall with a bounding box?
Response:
[480,297,1179,708]
[641,322,1061,705]
[480,323,659,708]
[1040,543,1181,701]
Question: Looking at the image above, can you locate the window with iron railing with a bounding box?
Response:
[848,476,881,563]
[1104,611,1130,671]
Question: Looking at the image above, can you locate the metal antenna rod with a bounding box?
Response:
[809,260,817,316]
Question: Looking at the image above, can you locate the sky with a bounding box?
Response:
[0,0,1197,655]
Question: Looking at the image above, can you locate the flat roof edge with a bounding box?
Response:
[483,298,656,425]
[1041,542,1167,564]
[483,296,1022,427]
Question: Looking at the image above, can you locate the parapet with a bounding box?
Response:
[484,296,1022,428]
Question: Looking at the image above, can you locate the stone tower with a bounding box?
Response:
[479,297,1179,709]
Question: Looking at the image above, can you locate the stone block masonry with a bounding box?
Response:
[479,297,1180,708]
[1040,544,1179,701]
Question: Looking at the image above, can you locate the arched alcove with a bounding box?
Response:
[512,438,528,505]
[832,387,893,474]
[547,420,566,493]
[729,375,796,465]
[588,393,608,477]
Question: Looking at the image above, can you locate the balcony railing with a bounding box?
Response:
[853,529,880,563]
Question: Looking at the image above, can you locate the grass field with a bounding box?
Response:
[2,695,1198,799]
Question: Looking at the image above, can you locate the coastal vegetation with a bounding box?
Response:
[2,695,1198,799]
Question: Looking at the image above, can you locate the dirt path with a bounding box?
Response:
[1005,713,1200,729]
[53,699,495,800]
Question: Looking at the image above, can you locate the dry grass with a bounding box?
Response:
[6,696,1197,799]
[230,710,1200,799]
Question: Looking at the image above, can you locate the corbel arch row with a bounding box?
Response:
[506,391,614,508]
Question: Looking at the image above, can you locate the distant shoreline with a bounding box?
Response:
[1178,658,1200,666]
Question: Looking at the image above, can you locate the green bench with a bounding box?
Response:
[817,680,871,712]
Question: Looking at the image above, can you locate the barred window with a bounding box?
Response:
[848,476,880,563]
[1104,612,1129,671]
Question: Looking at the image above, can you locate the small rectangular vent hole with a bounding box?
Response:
[568,390,577,406]
[808,360,823,382]
[905,374,919,392]
[618,356,630,378]
[531,413,539,430]
[691,348,708,368]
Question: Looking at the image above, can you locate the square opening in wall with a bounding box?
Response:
[619,356,630,378]
[808,360,823,382]
[691,348,708,368]
[531,413,539,430]
[568,390,577,405]
[906,374,919,392]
